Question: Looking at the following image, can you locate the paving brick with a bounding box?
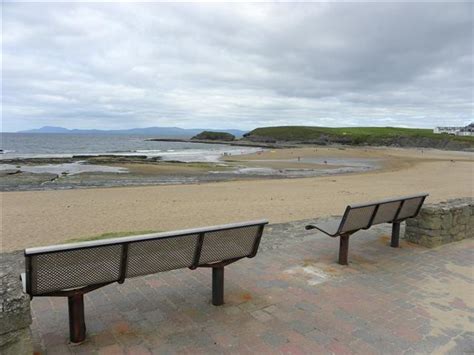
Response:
[97,344,125,355]
[44,344,73,355]
[90,331,119,348]
[261,331,289,347]
[305,329,332,346]
[278,342,308,355]
[446,331,474,354]
[24,219,473,354]
[250,309,273,322]
[125,345,152,355]
[287,320,317,335]
[326,339,353,354]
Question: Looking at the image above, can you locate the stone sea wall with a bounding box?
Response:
[405,198,473,247]
[0,253,32,355]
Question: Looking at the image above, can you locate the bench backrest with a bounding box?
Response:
[24,220,268,296]
[338,194,428,234]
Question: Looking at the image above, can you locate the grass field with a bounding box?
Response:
[246,126,474,146]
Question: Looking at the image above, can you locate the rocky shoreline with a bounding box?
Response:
[1,154,162,166]
[0,150,382,192]
[145,138,293,149]
[146,136,474,152]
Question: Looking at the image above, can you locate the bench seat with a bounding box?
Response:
[23,219,268,343]
[305,194,428,265]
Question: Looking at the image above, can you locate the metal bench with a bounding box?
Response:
[22,220,268,343]
[305,194,428,265]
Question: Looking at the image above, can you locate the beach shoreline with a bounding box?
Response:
[144,137,289,149]
[1,146,472,252]
[1,145,388,192]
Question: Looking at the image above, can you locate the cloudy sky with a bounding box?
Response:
[3,2,473,132]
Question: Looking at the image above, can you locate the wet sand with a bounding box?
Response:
[1,149,378,191]
[1,146,472,251]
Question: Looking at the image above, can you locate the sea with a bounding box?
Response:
[0,133,261,162]
[1,133,380,190]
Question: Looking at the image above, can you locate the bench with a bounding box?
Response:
[305,194,428,265]
[22,220,268,343]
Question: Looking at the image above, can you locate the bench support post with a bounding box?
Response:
[212,267,224,306]
[391,222,401,248]
[338,234,350,265]
[68,293,86,344]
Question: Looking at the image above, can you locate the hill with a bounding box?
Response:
[244,126,474,150]
[191,131,235,141]
[18,126,247,138]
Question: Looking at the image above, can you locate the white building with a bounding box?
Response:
[434,123,474,136]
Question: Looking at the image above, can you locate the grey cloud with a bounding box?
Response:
[2,2,473,131]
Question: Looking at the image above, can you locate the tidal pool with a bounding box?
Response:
[0,162,128,175]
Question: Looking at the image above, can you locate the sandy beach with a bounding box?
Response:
[1,146,472,251]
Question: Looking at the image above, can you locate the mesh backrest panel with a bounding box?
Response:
[126,234,198,278]
[30,245,122,295]
[28,223,266,294]
[199,225,260,265]
[340,205,377,233]
[397,197,423,220]
[371,201,402,225]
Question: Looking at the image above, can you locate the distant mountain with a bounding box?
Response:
[18,126,248,137]
[22,126,71,133]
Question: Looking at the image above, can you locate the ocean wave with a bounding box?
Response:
[134,149,163,153]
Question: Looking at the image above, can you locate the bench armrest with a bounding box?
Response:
[305,219,341,237]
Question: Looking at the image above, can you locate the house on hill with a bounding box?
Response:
[434,123,473,136]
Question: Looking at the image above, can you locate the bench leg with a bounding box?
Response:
[212,267,224,306]
[338,234,350,265]
[391,222,401,248]
[68,294,86,344]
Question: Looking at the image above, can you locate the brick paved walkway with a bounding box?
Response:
[29,219,473,354]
